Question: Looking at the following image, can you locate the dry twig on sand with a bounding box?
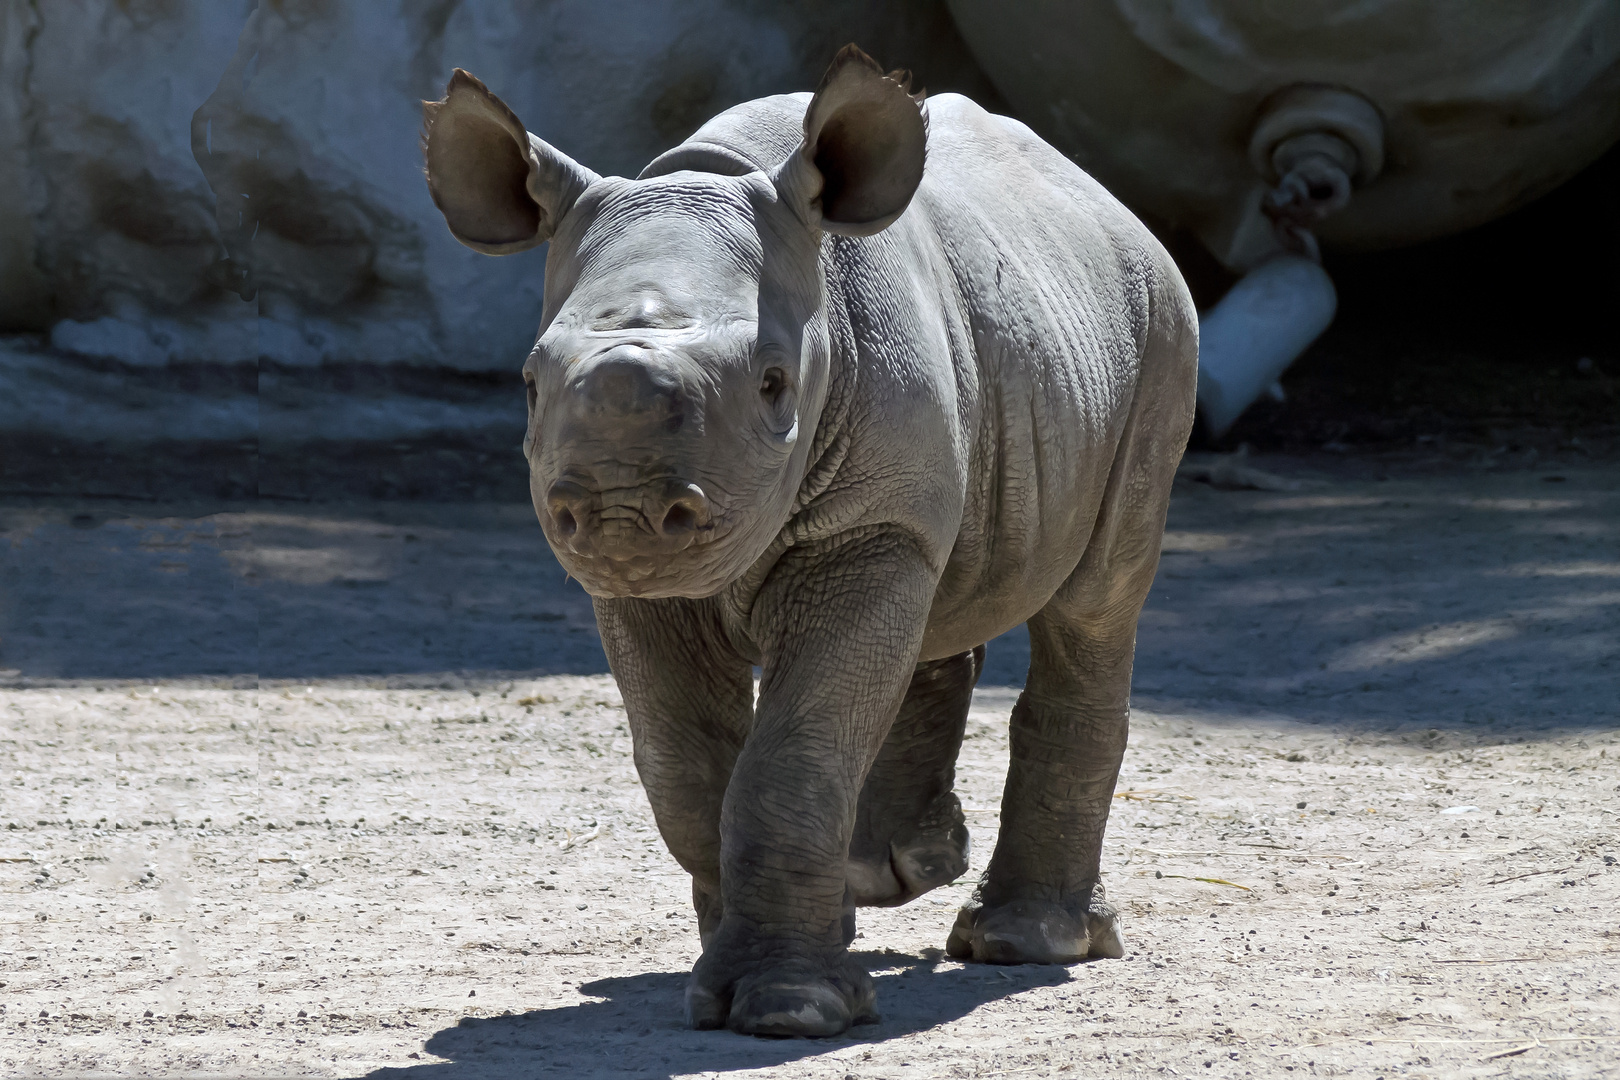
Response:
[1154,871,1251,890]
[1114,789,1194,803]
[1176,445,1303,492]
[1482,1040,1543,1061]
[1313,1035,1618,1050]
[558,825,602,851]
[1134,846,1353,861]
[1486,863,1576,885]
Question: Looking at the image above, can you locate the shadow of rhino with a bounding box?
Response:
[365,949,1077,1079]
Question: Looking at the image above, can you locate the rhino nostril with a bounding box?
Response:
[654,482,710,538]
[660,502,696,535]
[546,480,594,539]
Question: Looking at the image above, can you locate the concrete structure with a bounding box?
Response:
[948,0,1620,433]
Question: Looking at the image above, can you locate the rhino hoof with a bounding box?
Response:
[946,896,1123,964]
[847,797,970,906]
[684,982,730,1030]
[726,965,877,1038]
[1086,900,1126,959]
[892,827,970,896]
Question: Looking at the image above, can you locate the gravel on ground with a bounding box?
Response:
[2,457,1616,1078]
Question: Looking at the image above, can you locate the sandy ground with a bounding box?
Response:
[2,457,1617,1079]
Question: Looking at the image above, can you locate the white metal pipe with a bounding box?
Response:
[1196,254,1337,437]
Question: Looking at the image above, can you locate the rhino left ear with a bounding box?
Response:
[775,45,926,237]
[422,69,599,254]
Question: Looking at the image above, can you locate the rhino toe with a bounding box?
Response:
[726,961,877,1038]
[946,899,1093,964]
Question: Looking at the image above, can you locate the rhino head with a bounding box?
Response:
[422,48,925,599]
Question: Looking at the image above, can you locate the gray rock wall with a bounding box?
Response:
[2,1,255,358]
[2,0,997,376]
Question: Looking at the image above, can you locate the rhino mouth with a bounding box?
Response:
[554,541,735,599]
[539,473,735,598]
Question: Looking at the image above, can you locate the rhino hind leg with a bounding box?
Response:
[948,267,1192,965]
[846,645,981,907]
[945,604,1135,965]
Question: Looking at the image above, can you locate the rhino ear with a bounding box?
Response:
[775,45,926,237]
[422,69,599,254]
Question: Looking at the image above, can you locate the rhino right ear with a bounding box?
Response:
[422,69,599,254]
[774,45,926,237]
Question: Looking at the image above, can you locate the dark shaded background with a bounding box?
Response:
[1209,140,1620,455]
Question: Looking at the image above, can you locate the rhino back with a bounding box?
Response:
[874,93,1175,656]
[639,93,812,180]
[651,90,1183,655]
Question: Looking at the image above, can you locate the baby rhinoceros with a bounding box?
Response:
[422,46,1196,1037]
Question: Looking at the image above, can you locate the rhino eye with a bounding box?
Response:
[759,366,795,436]
[524,372,537,414]
[760,367,788,407]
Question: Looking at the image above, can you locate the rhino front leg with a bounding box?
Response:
[688,533,936,1038]
[594,596,753,947]
[946,606,1136,964]
[847,645,980,907]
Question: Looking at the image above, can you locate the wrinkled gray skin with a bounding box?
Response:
[422,47,1196,1038]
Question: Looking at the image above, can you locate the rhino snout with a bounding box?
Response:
[545,475,712,559]
[571,346,687,432]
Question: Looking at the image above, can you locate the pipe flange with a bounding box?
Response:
[1249,84,1385,187]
